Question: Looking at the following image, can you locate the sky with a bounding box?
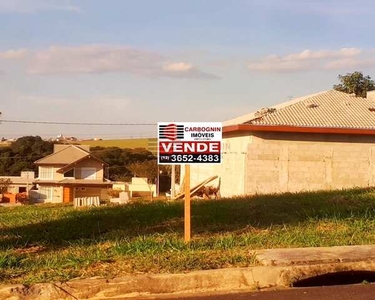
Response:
[1,0,375,139]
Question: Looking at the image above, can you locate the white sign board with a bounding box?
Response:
[158,122,222,165]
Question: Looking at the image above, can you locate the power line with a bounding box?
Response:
[0,133,157,137]
[0,120,156,126]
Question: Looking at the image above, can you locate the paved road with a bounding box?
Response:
[137,284,375,300]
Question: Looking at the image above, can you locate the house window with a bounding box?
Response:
[39,167,53,179]
[18,187,27,193]
[81,168,97,180]
[64,169,75,178]
[39,187,53,200]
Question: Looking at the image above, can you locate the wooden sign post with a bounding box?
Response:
[157,122,222,244]
[184,164,191,242]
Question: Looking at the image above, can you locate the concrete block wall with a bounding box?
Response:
[245,132,375,195]
[187,133,252,197]
[184,131,375,197]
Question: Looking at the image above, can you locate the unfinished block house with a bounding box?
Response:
[183,90,375,197]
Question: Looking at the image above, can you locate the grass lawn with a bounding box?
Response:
[2,188,375,284]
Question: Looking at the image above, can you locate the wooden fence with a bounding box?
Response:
[73,196,100,208]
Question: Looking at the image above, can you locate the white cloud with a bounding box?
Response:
[324,58,375,70]
[27,45,163,75]
[0,49,27,60]
[163,62,193,72]
[22,45,219,79]
[162,61,219,79]
[248,48,365,72]
[284,48,361,61]
[0,0,80,14]
[248,54,309,72]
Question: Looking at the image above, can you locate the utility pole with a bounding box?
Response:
[157,163,160,197]
[184,165,191,242]
[171,165,176,199]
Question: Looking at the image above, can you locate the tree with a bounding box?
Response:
[162,165,180,183]
[0,136,54,176]
[333,71,375,98]
[0,178,12,194]
[0,147,13,175]
[91,146,155,181]
[127,160,158,183]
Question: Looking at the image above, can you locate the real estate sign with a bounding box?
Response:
[157,122,222,165]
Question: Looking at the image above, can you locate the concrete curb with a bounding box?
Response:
[0,266,283,300]
[2,260,375,299]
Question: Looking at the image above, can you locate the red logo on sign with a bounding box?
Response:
[164,124,177,140]
[158,123,179,141]
[159,124,184,141]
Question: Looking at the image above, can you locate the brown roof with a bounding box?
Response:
[224,90,375,130]
[56,155,108,174]
[0,176,33,185]
[34,179,112,186]
[33,179,61,184]
[59,179,112,186]
[35,145,90,165]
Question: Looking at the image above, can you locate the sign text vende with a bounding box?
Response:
[160,141,220,154]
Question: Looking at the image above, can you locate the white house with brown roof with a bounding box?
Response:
[34,145,112,203]
[183,90,375,197]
